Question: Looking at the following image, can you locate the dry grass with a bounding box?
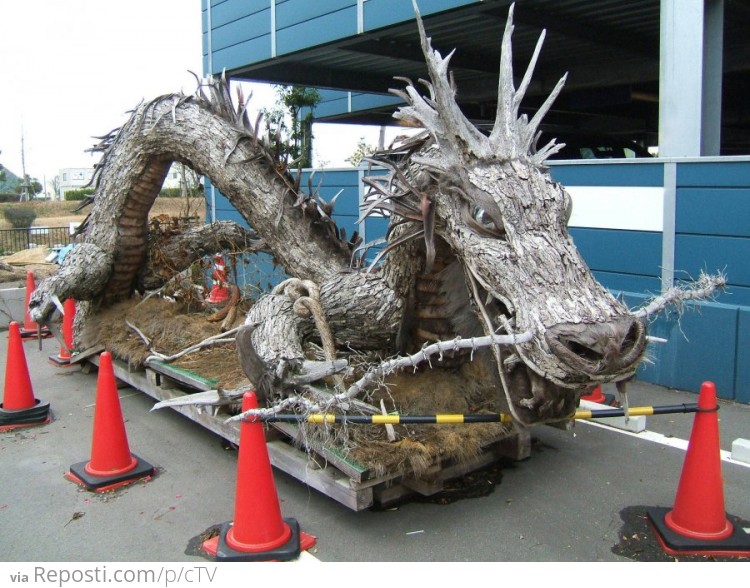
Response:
[0,197,205,229]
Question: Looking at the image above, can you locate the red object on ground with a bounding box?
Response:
[49,298,76,366]
[0,322,50,431]
[86,352,138,477]
[206,256,230,304]
[201,391,315,560]
[664,381,732,540]
[580,385,606,403]
[19,271,51,340]
[66,351,153,492]
[3,322,36,410]
[647,381,750,556]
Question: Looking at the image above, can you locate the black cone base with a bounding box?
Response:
[0,399,51,428]
[647,506,750,557]
[20,327,52,340]
[213,518,301,562]
[67,455,155,492]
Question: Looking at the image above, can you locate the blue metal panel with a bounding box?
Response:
[569,228,662,276]
[316,99,350,119]
[364,0,479,32]
[276,7,358,55]
[676,188,750,237]
[549,162,664,187]
[210,0,268,29]
[626,294,739,400]
[235,251,289,293]
[350,93,404,112]
[300,169,359,185]
[592,271,662,296]
[276,0,356,29]
[736,309,750,404]
[211,13,272,52]
[677,161,750,188]
[675,234,750,287]
[714,285,750,307]
[317,88,348,101]
[211,36,273,73]
[364,216,390,243]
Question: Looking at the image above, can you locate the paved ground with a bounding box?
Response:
[1,326,749,568]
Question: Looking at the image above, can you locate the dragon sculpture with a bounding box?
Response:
[29,3,722,429]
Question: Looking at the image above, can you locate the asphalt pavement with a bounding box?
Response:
[1,325,749,571]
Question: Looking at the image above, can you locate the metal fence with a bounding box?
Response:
[0,226,75,256]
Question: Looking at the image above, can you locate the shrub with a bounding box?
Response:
[3,205,37,228]
[159,187,184,197]
[64,188,95,201]
[0,193,18,203]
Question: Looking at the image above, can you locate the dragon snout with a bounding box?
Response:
[545,316,646,376]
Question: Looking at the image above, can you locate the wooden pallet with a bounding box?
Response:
[84,352,531,511]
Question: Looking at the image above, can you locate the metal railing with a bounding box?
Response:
[0,226,76,256]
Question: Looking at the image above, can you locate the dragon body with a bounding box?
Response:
[30,4,722,429]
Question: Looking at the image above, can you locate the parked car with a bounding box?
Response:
[541,132,654,160]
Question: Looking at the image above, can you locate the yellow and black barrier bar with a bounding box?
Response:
[574,402,702,420]
[252,403,702,425]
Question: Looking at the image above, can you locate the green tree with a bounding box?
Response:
[15,174,42,198]
[346,137,378,167]
[0,149,5,183]
[262,85,320,168]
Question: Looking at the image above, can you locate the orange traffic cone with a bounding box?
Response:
[580,385,618,406]
[0,322,50,431]
[49,298,76,366]
[647,381,750,556]
[19,271,52,341]
[201,391,316,561]
[66,351,154,492]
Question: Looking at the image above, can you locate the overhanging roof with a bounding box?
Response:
[214,0,750,154]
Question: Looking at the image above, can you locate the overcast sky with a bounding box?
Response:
[0,1,402,194]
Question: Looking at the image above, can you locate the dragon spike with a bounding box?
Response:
[400,0,493,165]
[402,1,567,166]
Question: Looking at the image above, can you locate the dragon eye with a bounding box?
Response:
[473,207,493,227]
[469,206,506,238]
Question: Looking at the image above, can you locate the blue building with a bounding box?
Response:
[200,0,750,403]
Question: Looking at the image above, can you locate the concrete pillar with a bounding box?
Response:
[702,0,724,155]
[658,0,724,157]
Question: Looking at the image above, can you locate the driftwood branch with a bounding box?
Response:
[228,331,533,422]
[631,272,727,320]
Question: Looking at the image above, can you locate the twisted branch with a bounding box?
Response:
[228,331,533,423]
[631,272,727,320]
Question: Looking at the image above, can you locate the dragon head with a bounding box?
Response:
[364,3,648,424]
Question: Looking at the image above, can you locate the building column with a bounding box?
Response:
[658,0,724,157]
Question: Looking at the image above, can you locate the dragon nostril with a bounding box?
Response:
[621,321,639,352]
[547,316,647,375]
[561,338,604,363]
